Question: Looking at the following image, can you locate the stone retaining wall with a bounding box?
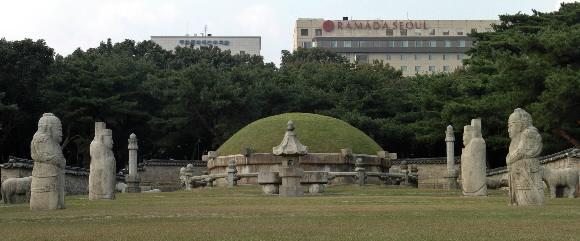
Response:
[207,152,394,186]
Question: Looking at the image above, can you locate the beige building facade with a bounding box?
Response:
[151,35,261,56]
[294,18,499,76]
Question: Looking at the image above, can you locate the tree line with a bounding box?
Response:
[0,3,578,169]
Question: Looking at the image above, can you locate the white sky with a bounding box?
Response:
[0,0,575,65]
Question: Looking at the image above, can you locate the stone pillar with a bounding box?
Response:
[355,158,367,186]
[400,161,411,186]
[125,133,141,193]
[278,159,304,197]
[444,125,459,189]
[227,159,237,188]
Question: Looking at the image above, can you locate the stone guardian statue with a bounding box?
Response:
[461,119,487,196]
[506,108,544,205]
[30,113,66,210]
[89,122,116,200]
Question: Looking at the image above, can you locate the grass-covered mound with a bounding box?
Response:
[217,113,383,155]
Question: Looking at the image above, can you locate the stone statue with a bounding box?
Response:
[1,176,32,204]
[541,166,578,198]
[89,122,116,200]
[506,108,544,205]
[30,113,66,210]
[461,119,487,196]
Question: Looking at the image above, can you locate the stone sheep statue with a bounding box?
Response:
[541,166,579,198]
[1,176,32,204]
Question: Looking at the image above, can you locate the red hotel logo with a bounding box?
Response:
[323,20,428,32]
[323,20,335,32]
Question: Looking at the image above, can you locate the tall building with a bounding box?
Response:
[294,18,499,76]
[151,35,261,56]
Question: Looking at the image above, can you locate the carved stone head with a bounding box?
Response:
[463,125,473,147]
[508,108,532,139]
[37,113,62,144]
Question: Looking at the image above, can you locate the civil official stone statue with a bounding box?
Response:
[30,113,66,210]
[506,108,544,206]
[461,119,487,196]
[89,122,116,200]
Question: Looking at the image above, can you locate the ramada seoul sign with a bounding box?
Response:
[323,20,428,32]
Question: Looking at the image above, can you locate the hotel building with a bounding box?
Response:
[294,18,499,76]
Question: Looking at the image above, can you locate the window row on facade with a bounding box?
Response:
[308,39,468,49]
[300,28,491,37]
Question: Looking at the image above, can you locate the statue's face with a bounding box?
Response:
[508,121,521,139]
[462,132,472,146]
[104,135,114,148]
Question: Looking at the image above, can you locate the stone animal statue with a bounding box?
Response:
[1,176,32,204]
[541,166,579,198]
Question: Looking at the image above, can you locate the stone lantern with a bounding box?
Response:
[273,120,308,197]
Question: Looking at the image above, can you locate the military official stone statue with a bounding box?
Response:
[89,122,116,200]
[30,113,66,210]
[506,108,544,206]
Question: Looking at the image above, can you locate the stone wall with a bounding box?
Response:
[138,159,206,191]
[391,157,460,189]
[1,157,90,195]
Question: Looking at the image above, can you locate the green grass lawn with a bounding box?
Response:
[1,186,579,241]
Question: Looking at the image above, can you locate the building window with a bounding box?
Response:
[415,66,421,73]
[459,40,466,47]
[445,40,452,47]
[415,41,422,48]
[443,66,450,72]
[457,54,464,60]
[315,29,322,36]
[429,40,437,47]
[240,51,246,55]
[429,29,436,35]
[302,42,312,48]
[385,54,391,60]
[360,41,372,48]
[443,54,447,60]
[429,65,436,72]
[300,29,308,36]
[443,30,450,36]
[330,41,338,48]
[344,41,352,48]
[373,41,382,47]
[400,66,407,72]
[428,54,433,60]
[356,54,369,64]
[386,29,394,36]
[388,41,394,47]
[401,41,409,47]
[312,42,318,47]
[400,29,407,36]
[471,28,478,33]
[414,54,419,60]
[457,31,464,36]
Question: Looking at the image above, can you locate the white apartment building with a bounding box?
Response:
[151,35,261,56]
